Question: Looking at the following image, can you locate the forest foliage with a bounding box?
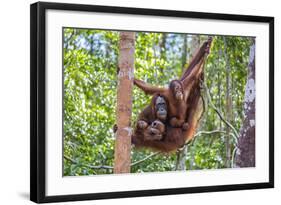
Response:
[63,28,253,176]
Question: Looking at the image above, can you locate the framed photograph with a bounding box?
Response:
[30,1,274,203]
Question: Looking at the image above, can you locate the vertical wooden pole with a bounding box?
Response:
[114,32,135,174]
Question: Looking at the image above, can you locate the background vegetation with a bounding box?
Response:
[63,28,253,176]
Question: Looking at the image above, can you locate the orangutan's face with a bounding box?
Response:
[172,81,183,101]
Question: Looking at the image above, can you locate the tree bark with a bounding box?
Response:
[114,32,135,174]
[223,37,232,168]
[234,41,255,167]
[175,148,187,170]
[181,34,187,69]
[160,34,167,59]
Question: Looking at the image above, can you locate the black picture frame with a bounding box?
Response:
[30,1,274,203]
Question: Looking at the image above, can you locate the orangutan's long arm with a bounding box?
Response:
[181,56,205,90]
[180,37,212,81]
[180,45,205,80]
[134,78,167,96]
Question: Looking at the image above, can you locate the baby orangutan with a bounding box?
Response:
[143,120,166,141]
[131,94,168,145]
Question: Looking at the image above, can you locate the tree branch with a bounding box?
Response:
[64,129,237,171]
[64,155,113,170]
[195,130,237,144]
[131,152,161,167]
[231,147,238,168]
[200,80,239,140]
[64,152,161,170]
[194,130,226,137]
[183,129,237,148]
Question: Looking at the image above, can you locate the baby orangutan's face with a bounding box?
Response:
[171,81,183,101]
[144,120,165,141]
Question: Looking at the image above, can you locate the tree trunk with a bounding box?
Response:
[234,41,255,167]
[181,34,187,69]
[114,32,135,174]
[159,33,167,73]
[160,34,167,58]
[175,148,187,170]
[223,37,232,168]
[175,35,199,171]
